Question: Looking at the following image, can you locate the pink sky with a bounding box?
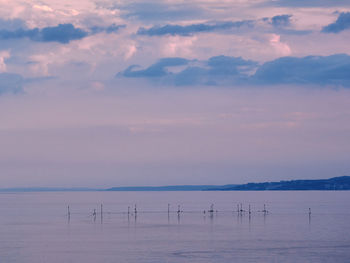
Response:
[0,0,350,187]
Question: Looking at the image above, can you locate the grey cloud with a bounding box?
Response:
[122,57,190,78]
[263,14,312,35]
[36,24,88,43]
[0,22,124,44]
[89,24,126,34]
[138,20,254,36]
[252,54,350,86]
[261,0,350,7]
[271,15,292,27]
[120,56,257,86]
[322,12,350,33]
[137,14,311,37]
[0,73,23,94]
[0,23,87,44]
[120,54,350,87]
[207,56,258,75]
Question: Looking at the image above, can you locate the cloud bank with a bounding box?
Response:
[253,54,350,85]
[271,15,292,27]
[0,22,124,44]
[0,23,87,44]
[137,20,254,36]
[122,57,190,78]
[120,54,350,87]
[263,0,350,7]
[120,55,257,86]
[322,12,350,33]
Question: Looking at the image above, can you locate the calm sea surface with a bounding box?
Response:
[0,191,349,263]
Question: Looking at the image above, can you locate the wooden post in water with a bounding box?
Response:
[168,204,170,214]
[263,204,268,214]
[249,204,251,215]
[93,209,96,221]
[134,204,137,214]
[308,207,311,224]
[128,206,130,215]
[209,204,214,213]
[67,205,71,223]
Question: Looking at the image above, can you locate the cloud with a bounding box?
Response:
[33,4,54,12]
[253,54,350,86]
[120,55,257,85]
[89,24,126,34]
[0,23,88,44]
[137,14,310,37]
[122,57,190,78]
[120,54,350,87]
[271,15,292,27]
[269,34,292,56]
[0,23,124,44]
[0,50,10,72]
[36,24,88,43]
[262,0,350,7]
[0,73,23,94]
[322,12,350,33]
[207,56,258,75]
[137,20,254,36]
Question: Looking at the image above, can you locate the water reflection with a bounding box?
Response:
[2,191,347,263]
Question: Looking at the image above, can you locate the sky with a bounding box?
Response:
[0,0,350,188]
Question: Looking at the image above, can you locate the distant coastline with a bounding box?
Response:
[1,176,349,192]
[205,176,350,191]
[106,176,350,191]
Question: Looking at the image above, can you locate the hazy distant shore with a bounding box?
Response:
[1,176,349,192]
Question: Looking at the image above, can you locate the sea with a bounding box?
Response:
[0,191,349,263]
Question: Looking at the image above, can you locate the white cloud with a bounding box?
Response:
[0,50,10,72]
[269,34,292,56]
[162,35,197,57]
[33,4,53,12]
[124,44,137,60]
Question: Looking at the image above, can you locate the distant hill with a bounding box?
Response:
[2,176,349,192]
[106,185,220,191]
[0,187,100,192]
[106,176,350,191]
[206,176,350,191]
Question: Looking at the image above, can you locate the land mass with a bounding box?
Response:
[105,185,220,191]
[107,176,350,191]
[206,176,350,191]
[0,187,100,192]
[1,176,349,192]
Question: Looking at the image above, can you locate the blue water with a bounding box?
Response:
[0,191,349,262]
